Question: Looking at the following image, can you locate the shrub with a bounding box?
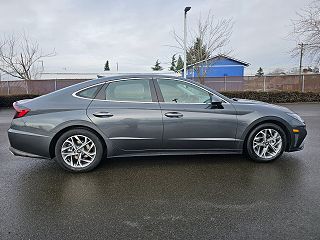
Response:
[221,91,320,103]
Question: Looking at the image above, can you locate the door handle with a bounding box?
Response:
[164,112,183,118]
[93,112,114,118]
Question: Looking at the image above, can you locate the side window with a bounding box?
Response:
[105,79,152,102]
[157,79,212,103]
[76,85,100,99]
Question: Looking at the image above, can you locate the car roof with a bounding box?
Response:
[97,74,184,82]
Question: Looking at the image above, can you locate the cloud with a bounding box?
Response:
[0,0,309,74]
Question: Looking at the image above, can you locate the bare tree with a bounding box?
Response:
[0,33,55,80]
[173,11,233,83]
[291,0,320,64]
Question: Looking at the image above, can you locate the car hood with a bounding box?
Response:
[233,98,293,113]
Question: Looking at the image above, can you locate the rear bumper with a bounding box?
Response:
[9,146,49,159]
[287,125,307,152]
[8,128,52,158]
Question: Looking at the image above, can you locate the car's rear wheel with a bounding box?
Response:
[246,123,286,162]
[55,128,104,172]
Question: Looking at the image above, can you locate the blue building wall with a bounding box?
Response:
[184,58,246,78]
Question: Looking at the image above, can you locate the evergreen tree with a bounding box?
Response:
[187,37,209,65]
[104,60,110,71]
[176,55,184,72]
[256,67,264,76]
[151,59,163,71]
[169,55,177,72]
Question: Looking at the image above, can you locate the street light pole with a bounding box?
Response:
[183,7,191,79]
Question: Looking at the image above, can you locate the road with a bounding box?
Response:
[0,103,319,239]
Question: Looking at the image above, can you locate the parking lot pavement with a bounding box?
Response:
[0,103,320,240]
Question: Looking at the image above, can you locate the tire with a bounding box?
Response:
[246,123,287,162]
[55,128,104,172]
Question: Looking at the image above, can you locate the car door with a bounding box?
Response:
[87,78,163,152]
[154,78,238,151]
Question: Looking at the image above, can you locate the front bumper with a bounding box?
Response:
[287,125,307,152]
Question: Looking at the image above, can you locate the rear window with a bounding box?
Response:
[76,85,100,99]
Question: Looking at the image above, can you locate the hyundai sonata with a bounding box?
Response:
[8,75,307,172]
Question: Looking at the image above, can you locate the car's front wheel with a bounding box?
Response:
[246,123,286,162]
[55,128,104,172]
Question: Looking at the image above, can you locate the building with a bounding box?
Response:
[183,54,250,78]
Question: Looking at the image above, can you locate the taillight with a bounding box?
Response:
[13,102,30,119]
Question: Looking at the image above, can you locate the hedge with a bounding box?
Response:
[0,92,320,108]
[221,91,320,103]
[0,94,39,108]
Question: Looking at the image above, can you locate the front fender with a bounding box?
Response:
[236,116,292,150]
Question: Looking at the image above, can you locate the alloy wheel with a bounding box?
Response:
[61,134,96,168]
[252,128,283,160]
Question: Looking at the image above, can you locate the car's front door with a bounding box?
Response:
[87,78,163,152]
[154,78,238,151]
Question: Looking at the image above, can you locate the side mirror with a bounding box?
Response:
[211,101,224,109]
[209,95,224,109]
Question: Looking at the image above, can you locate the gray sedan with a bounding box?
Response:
[8,75,307,172]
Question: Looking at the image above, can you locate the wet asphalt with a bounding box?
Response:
[0,103,320,240]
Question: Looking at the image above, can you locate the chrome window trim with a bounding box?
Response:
[72,77,229,104]
[72,82,106,100]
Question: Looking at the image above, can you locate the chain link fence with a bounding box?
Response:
[0,79,89,95]
[1,74,320,95]
[193,74,320,92]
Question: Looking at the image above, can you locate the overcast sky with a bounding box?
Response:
[0,0,310,75]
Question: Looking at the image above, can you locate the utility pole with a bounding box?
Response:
[298,43,309,92]
[38,60,44,80]
[298,43,304,76]
[298,43,310,76]
[39,60,44,72]
[116,62,119,72]
[183,7,191,79]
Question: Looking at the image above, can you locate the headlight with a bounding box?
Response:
[287,113,304,123]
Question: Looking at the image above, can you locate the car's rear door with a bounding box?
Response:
[87,78,163,152]
[154,78,238,151]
